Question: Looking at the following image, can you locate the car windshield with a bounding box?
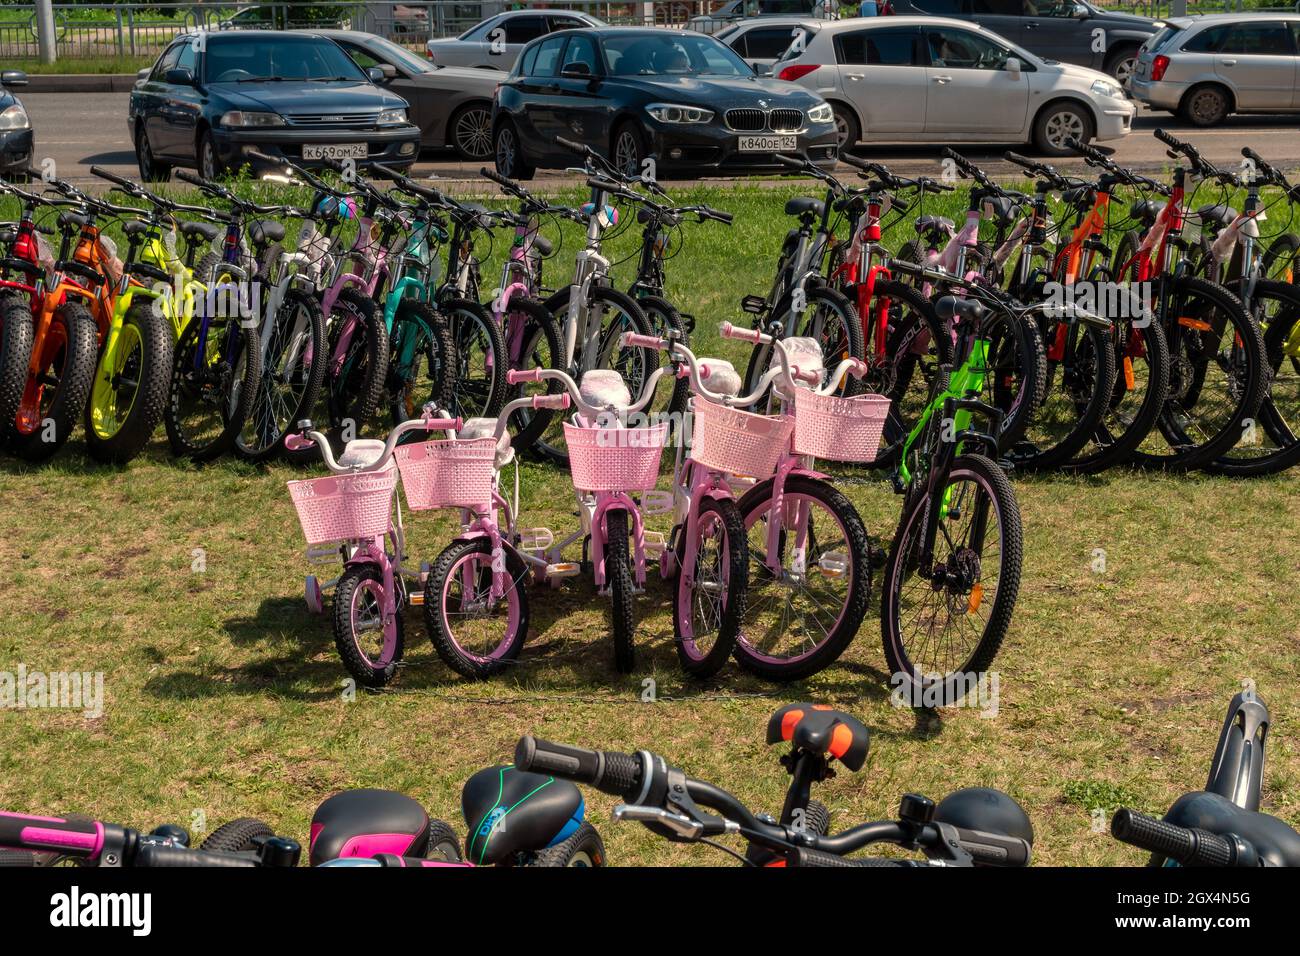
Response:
[205,37,369,83]
[604,33,752,76]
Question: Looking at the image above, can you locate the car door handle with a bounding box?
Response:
[1025,22,1038,29]
[932,75,952,84]
[846,73,864,81]
[1221,59,1237,66]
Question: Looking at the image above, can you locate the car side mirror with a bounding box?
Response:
[1005,57,1022,80]
[136,68,151,83]
[560,62,592,79]
[164,68,194,86]
[753,62,773,76]
[1074,4,1090,17]
[1,70,29,88]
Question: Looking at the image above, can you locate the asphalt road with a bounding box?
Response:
[19,89,1300,188]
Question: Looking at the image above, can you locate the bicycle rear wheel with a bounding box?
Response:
[441,296,507,423]
[236,287,323,461]
[387,298,457,428]
[166,311,261,462]
[744,285,863,399]
[733,475,871,682]
[881,454,1021,707]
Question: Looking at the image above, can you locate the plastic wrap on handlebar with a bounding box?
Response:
[135,844,260,868]
[0,811,101,857]
[789,848,914,867]
[514,737,644,799]
[1111,809,1235,866]
[720,321,764,344]
[532,394,570,411]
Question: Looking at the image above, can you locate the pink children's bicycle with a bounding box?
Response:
[503,362,671,673]
[285,408,462,688]
[397,392,571,679]
[616,327,814,678]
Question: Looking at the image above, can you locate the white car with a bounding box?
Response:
[716,17,823,74]
[772,16,1135,155]
[425,9,604,69]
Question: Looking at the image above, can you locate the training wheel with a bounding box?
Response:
[305,575,324,615]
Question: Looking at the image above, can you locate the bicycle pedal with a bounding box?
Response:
[642,530,667,556]
[545,562,582,579]
[740,295,766,315]
[679,312,697,334]
[407,591,425,607]
[816,551,849,578]
[867,545,888,571]
[996,459,1016,474]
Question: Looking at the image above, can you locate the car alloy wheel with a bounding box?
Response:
[1187,87,1228,126]
[496,125,518,175]
[199,134,219,180]
[453,106,493,161]
[614,126,644,179]
[137,133,162,182]
[1110,54,1137,86]
[1042,108,1086,151]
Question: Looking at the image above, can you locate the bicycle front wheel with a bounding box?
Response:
[236,287,324,461]
[733,474,871,682]
[881,454,1021,707]
[165,312,261,463]
[745,285,864,398]
[672,496,746,679]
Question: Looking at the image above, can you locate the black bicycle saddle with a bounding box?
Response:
[461,765,584,865]
[308,788,432,866]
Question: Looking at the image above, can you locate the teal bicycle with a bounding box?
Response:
[874,277,1024,707]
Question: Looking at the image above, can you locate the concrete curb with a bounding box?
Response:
[24,74,138,94]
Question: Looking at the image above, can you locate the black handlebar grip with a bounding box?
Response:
[135,844,260,868]
[888,258,924,277]
[789,848,913,867]
[175,170,207,188]
[89,166,133,189]
[555,136,586,154]
[1153,128,1179,149]
[950,827,1032,867]
[514,737,644,799]
[772,153,805,168]
[1111,809,1238,867]
[707,208,734,225]
[0,811,100,857]
[480,166,513,189]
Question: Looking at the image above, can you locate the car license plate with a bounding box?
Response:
[738,134,796,152]
[303,143,367,160]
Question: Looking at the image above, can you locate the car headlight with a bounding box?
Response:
[0,104,30,131]
[646,103,713,124]
[1090,79,1122,99]
[807,102,834,125]
[220,110,286,128]
[378,108,408,126]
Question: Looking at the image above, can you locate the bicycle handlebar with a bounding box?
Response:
[1111,808,1256,866]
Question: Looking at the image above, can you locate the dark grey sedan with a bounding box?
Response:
[308,29,505,160]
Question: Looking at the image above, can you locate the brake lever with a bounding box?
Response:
[612,804,704,839]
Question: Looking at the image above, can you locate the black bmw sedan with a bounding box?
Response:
[129,30,421,181]
[492,27,839,180]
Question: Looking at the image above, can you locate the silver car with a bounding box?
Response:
[1129,14,1300,126]
[308,29,504,159]
[773,16,1134,155]
[425,9,604,69]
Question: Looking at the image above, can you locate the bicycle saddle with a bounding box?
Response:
[531,234,554,256]
[308,788,432,866]
[57,211,87,231]
[914,215,955,236]
[1194,204,1237,229]
[696,358,742,397]
[180,220,221,244]
[1164,791,1300,867]
[122,220,150,239]
[461,765,584,865]
[936,296,984,324]
[338,438,389,469]
[784,197,824,219]
[766,703,870,771]
[1129,198,1163,224]
[982,195,1022,226]
[579,369,632,411]
[458,419,513,467]
[771,336,824,390]
[934,787,1035,846]
[250,219,286,247]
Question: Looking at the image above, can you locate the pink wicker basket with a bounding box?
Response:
[288,463,398,544]
[689,399,793,477]
[393,437,497,511]
[564,421,668,492]
[792,389,891,462]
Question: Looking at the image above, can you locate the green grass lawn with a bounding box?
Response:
[1,179,1298,866]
